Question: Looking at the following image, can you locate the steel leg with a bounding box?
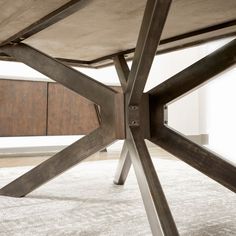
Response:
[0,128,115,197]
[149,127,236,193]
[128,127,179,236]
[113,141,132,185]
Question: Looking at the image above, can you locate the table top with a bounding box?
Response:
[1,0,236,68]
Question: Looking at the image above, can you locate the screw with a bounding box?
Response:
[129,105,138,110]
[129,120,139,126]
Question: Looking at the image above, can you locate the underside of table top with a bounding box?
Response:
[1,0,236,68]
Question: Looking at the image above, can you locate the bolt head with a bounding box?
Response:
[129,105,138,110]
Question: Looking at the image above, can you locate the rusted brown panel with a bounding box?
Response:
[0,79,47,136]
[47,82,100,135]
[109,86,125,139]
[114,91,125,139]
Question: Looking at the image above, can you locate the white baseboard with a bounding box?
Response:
[0,134,208,157]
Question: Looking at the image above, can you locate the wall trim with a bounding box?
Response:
[0,134,208,158]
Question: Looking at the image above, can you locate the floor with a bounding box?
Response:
[0,142,235,235]
[0,141,176,168]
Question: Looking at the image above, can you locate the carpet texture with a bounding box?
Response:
[0,159,235,236]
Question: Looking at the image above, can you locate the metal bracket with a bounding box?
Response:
[128,105,140,127]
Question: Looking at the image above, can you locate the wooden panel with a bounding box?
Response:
[0,80,122,136]
[47,83,100,135]
[111,86,125,139]
[0,79,47,136]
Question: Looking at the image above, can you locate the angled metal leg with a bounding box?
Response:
[114,0,176,235]
[113,55,129,92]
[149,38,236,104]
[0,43,116,107]
[147,38,236,194]
[113,55,132,184]
[113,0,172,192]
[128,127,178,236]
[0,128,116,197]
[0,42,119,197]
[149,127,236,193]
[127,0,172,104]
[113,141,131,185]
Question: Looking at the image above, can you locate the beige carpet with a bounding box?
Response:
[0,159,235,236]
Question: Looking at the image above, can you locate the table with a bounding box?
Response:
[0,1,236,235]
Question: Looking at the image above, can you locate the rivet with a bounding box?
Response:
[129,120,139,126]
[129,105,138,110]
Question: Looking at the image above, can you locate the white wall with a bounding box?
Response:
[195,38,236,163]
[0,136,81,149]
[146,46,207,135]
[203,70,236,163]
[0,61,50,82]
